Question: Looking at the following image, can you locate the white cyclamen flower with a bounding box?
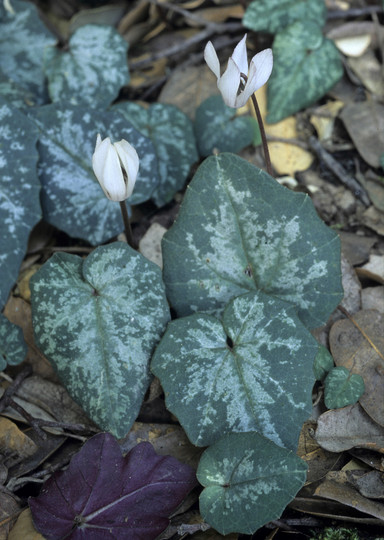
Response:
[92,134,139,202]
[204,34,273,108]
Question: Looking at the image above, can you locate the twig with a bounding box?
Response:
[5,398,47,440]
[129,22,243,69]
[0,366,32,413]
[308,136,371,207]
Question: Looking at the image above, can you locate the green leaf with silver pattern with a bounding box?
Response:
[267,21,343,124]
[162,153,343,329]
[114,102,198,206]
[31,242,170,438]
[44,24,129,108]
[243,0,326,35]
[152,291,318,450]
[0,314,27,370]
[197,432,307,535]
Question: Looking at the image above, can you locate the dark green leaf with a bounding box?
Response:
[0,314,27,370]
[267,21,343,123]
[28,103,159,245]
[243,0,326,34]
[324,367,365,409]
[114,102,198,206]
[44,25,129,108]
[0,98,41,309]
[194,96,260,157]
[197,432,307,535]
[162,153,343,329]
[31,242,170,438]
[0,0,55,104]
[313,345,334,382]
[152,291,317,450]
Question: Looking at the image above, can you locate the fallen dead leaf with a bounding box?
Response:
[255,85,313,175]
[0,417,37,466]
[330,309,384,426]
[348,50,384,99]
[0,492,20,540]
[315,403,384,453]
[360,206,384,236]
[362,286,384,313]
[315,473,384,520]
[357,254,384,284]
[8,508,43,540]
[349,470,384,499]
[310,100,344,141]
[339,231,376,266]
[340,101,384,168]
[139,222,167,268]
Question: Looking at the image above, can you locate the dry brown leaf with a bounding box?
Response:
[191,5,244,25]
[0,417,37,463]
[315,474,384,520]
[358,255,384,284]
[362,287,384,313]
[348,50,384,99]
[349,470,384,499]
[315,403,384,453]
[340,101,384,168]
[255,85,313,175]
[159,65,218,119]
[0,492,20,540]
[121,422,203,469]
[310,100,344,141]
[360,206,384,237]
[339,231,376,266]
[330,309,384,426]
[8,508,43,540]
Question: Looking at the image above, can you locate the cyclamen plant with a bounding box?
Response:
[28,34,344,536]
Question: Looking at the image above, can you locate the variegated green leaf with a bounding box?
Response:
[0,314,27,370]
[162,153,343,329]
[194,96,260,158]
[44,25,129,108]
[114,102,198,206]
[31,242,170,438]
[0,70,35,108]
[27,103,159,245]
[0,0,55,104]
[267,21,343,123]
[197,432,307,535]
[152,291,318,450]
[0,98,41,310]
[313,345,334,382]
[324,367,365,409]
[243,0,326,34]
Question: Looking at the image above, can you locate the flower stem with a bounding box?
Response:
[250,93,273,177]
[119,201,134,248]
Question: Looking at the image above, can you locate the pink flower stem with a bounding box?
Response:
[119,201,135,248]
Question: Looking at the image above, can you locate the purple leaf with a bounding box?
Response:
[29,433,197,540]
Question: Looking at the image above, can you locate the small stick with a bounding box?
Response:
[250,93,273,177]
[308,136,370,207]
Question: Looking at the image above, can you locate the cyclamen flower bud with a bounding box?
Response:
[92,134,139,202]
[204,34,273,109]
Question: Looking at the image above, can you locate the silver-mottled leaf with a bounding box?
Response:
[44,25,129,107]
[0,69,35,108]
[243,0,326,34]
[114,102,198,206]
[267,21,343,123]
[152,291,318,449]
[27,103,159,245]
[162,153,343,329]
[0,98,41,309]
[0,314,27,370]
[0,0,55,104]
[324,367,365,409]
[197,432,307,535]
[31,242,170,438]
[195,96,260,158]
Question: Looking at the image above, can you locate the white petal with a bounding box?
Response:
[204,41,221,79]
[231,34,249,76]
[92,136,112,182]
[218,58,241,108]
[249,48,273,91]
[114,140,140,198]
[100,146,127,201]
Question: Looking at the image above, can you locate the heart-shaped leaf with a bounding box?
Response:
[243,0,326,35]
[30,433,197,539]
[44,24,129,108]
[197,432,307,535]
[324,366,365,409]
[31,242,170,438]
[152,291,318,450]
[267,21,343,123]
[28,103,159,245]
[114,102,198,206]
[0,70,35,108]
[194,96,260,157]
[0,314,27,370]
[0,98,41,310]
[0,0,55,104]
[162,153,343,329]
